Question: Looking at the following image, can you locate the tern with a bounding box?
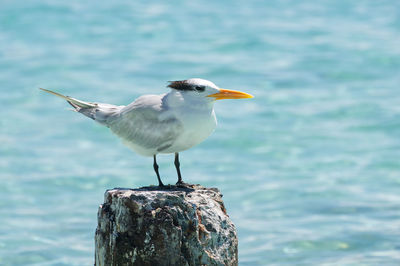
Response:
[41,78,253,186]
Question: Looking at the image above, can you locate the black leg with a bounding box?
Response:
[153,155,164,187]
[175,152,184,185]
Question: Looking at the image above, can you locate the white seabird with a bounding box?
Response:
[40,78,253,186]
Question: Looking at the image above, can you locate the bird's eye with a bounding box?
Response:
[195,86,205,92]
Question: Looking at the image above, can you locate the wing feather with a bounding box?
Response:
[108,94,182,152]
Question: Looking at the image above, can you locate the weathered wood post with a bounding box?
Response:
[95,184,238,266]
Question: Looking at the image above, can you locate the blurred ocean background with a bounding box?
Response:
[1,0,400,265]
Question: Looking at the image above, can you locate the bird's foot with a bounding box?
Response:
[158,181,165,187]
[176,181,190,188]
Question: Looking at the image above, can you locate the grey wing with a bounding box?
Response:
[108,95,182,152]
[80,103,123,126]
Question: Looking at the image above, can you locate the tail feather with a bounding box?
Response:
[39,88,97,109]
[40,88,122,126]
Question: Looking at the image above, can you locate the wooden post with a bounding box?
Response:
[95,185,238,266]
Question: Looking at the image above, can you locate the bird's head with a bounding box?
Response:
[167,78,253,102]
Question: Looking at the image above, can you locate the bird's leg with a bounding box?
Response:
[175,152,185,185]
[153,155,164,187]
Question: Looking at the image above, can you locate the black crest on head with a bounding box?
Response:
[167,80,206,92]
[167,80,193,91]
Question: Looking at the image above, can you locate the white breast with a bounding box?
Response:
[163,110,216,153]
[160,93,217,154]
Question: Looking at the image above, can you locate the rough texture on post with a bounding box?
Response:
[95,184,238,266]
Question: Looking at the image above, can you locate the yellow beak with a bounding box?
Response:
[207,89,254,100]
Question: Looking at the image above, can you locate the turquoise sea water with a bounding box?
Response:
[1,0,400,265]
